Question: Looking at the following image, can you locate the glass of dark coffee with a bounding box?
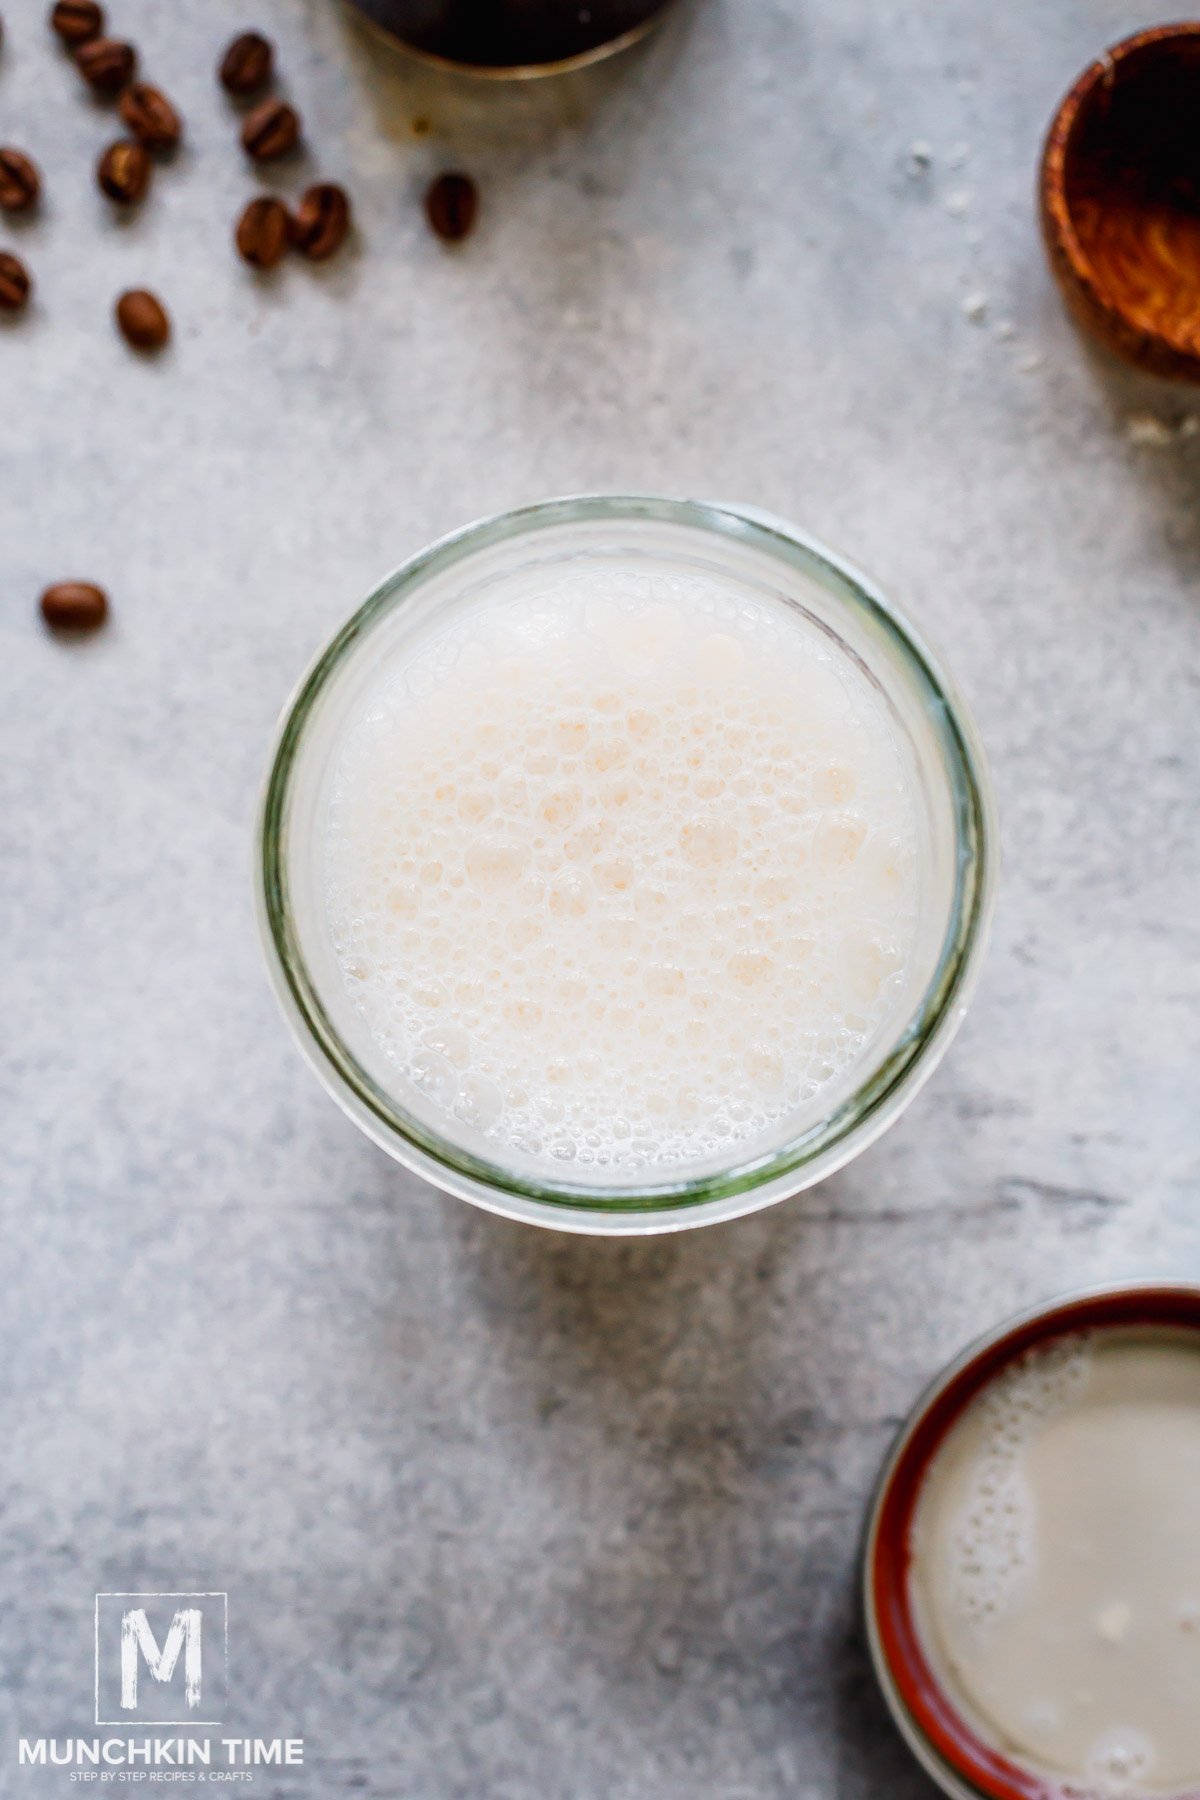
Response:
[345,0,676,73]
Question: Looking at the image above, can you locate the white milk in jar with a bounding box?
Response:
[323,570,922,1172]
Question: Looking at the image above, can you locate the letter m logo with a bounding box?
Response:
[95,1593,228,1725]
[121,1607,201,1710]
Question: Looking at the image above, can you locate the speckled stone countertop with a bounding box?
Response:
[3,1,1199,1794]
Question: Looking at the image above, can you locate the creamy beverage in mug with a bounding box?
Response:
[323,572,923,1173]
[910,1328,1200,1797]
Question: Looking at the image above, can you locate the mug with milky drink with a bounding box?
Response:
[865,1282,1200,1800]
[256,495,996,1232]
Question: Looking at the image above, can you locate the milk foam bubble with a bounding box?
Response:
[323,571,921,1168]
[1087,1728,1156,1796]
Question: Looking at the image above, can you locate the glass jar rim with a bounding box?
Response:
[256,494,998,1231]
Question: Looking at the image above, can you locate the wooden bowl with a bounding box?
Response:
[1041,23,1200,382]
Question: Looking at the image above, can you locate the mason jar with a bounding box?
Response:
[256,495,997,1234]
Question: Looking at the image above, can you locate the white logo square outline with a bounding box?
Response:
[94,1592,228,1726]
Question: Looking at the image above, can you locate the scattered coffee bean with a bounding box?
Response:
[76,35,136,92]
[0,248,30,311]
[220,29,273,95]
[424,171,478,242]
[119,83,182,152]
[0,148,40,213]
[115,287,169,349]
[236,195,289,269]
[241,97,300,161]
[50,0,103,45]
[98,138,150,203]
[289,182,350,260]
[41,581,108,631]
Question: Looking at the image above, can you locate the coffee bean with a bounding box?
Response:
[98,138,150,203]
[0,249,30,312]
[50,0,103,45]
[290,182,350,260]
[119,83,182,152]
[241,97,300,161]
[236,195,289,269]
[76,35,136,93]
[0,148,40,213]
[115,287,169,349]
[41,581,108,631]
[220,29,273,95]
[424,171,478,242]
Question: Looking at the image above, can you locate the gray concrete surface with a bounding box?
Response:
[4,0,1200,1793]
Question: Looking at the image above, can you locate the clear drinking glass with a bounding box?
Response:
[343,0,677,75]
[256,496,997,1234]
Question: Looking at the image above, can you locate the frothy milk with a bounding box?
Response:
[323,571,921,1169]
[911,1329,1200,1797]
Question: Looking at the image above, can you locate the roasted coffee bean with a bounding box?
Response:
[424,171,477,242]
[41,581,108,631]
[220,29,272,95]
[0,249,30,311]
[289,182,350,260]
[97,138,150,203]
[115,287,169,349]
[236,195,289,269]
[76,35,135,92]
[0,148,40,213]
[241,97,299,161]
[50,0,103,45]
[119,82,182,152]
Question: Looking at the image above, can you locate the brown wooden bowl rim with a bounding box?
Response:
[1040,20,1200,377]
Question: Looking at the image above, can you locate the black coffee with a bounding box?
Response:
[348,0,673,67]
